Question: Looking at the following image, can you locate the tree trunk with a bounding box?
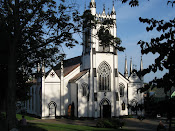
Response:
[7,44,17,130]
[7,0,19,129]
[169,115,172,131]
[168,91,172,131]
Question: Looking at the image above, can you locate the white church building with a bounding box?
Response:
[25,0,144,119]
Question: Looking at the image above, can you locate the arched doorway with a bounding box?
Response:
[48,101,57,118]
[99,98,111,118]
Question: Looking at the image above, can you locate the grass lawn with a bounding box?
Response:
[21,122,134,131]
[1,113,135,131]
[1,112,38,120]
[16,113,38,120]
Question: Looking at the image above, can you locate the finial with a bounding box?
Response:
[130,57,133,75]
[37,63,40,73]
[111,0,116,15]
[108,8,110,15]
[140,55,143,71]
[124,54,128,78]
[103,4,105,11]
[102,4,106,15]
[84,2,86,11]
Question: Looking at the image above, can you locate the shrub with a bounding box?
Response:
[96,118,124,129]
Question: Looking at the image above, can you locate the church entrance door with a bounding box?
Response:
[103,105,111,118]
[48,101,57,118]
[100,98,111,118]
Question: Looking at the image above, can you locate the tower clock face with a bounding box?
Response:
[50,72,55,78]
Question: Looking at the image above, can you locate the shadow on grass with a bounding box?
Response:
[29,122,134,131]
[0,113,46,131]
[0,121,47,131]
[19,123,47,131]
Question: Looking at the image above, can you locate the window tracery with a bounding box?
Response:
[98,62,111,91]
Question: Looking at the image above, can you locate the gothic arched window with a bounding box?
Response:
[119,83,125,97]
[98,62,111,91]
[81,83,88,96]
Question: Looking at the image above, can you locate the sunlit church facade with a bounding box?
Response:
[25,0,144,119]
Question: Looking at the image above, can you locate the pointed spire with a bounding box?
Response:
[84,2,86,11]
[111,0,116,15]
[130,57,132,75]
[37,63,40,73]
[124,55,128,78]
[103,4,105,11]
[61,57,64,78]
[102,4,106,15]
[140,56,144,81]
[42,60,45,77]
[140,55,143,71]
[108,8,110,15]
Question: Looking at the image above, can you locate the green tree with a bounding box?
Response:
[80,9,125,51]
[138,15,175,130]
[0,0,80,129]
[119,0,175,130]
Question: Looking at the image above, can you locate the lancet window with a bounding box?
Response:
[81,83,88,96]
[119,83,125,97]
[98,62,111,91]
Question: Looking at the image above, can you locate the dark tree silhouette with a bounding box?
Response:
[119,0,175,130]
[0,0,80,129]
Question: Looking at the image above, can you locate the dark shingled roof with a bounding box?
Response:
[69,70,88,83]
[47,56,82,78]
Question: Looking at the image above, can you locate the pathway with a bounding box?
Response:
[123,118,160,131]
[28,118,172,131]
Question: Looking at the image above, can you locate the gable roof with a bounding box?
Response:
[118,72,129,81]
[69,70,88,83]
[47,56,81,78]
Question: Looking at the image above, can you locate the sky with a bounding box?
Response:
[62,0,175,83]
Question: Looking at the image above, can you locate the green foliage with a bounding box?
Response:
[120,0,139,7]
[16,113,38,120]
[138,17,175,93]
[120,0,175,7]
[0,0,80,129]
[96,119,124,129]
[80,9,125,52]
[0,0,80,73]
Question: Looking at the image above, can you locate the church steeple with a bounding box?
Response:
[90,0,96,15]
[140,56,144,81]
[84,2,86,11]
[102,4,106,15]
[37,63,40,73]
[130,57,132,76]
[124,55,128,78]
[111,0,116,15]
[140,56,143,71]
